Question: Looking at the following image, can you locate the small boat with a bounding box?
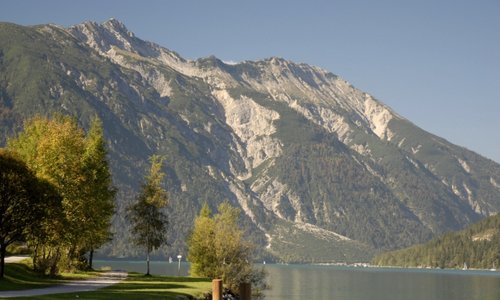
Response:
[462,263,468,270]
[169,256,173,263]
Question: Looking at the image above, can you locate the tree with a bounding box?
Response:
[128,155,168,276]
[80,117,116,269]
[26,182,66,276]
[8,115,86,272]
[8,115,115,272]
[188,202,268,297]
[187,203,217,278]
[0,149,61,278]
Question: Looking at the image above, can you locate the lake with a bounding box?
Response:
[93,260,500,299]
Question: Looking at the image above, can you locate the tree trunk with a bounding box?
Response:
[146,250,150,276]
[50,248,61,276]
[32,243,39,271]
[239,282,252,300]
[0,243,6,278]
[89,248,94,270]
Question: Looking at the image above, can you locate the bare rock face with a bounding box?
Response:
[2,19,500,262]
[212,89,282,170]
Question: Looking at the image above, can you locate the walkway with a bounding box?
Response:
[1,256,127,298]
[4,256,29,263]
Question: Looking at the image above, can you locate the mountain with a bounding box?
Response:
[1,19,499,262]
[372,212,500,269]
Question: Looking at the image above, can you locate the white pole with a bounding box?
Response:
[177,255,182,276]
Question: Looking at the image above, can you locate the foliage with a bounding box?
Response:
[128,155,169,275]
[7,115,115,273]
[372,213,500,269]
[188,202,268,297]
[80,117,116,269]
[5,242,30,256]
[24,179,66,276]
[0,149,61,278]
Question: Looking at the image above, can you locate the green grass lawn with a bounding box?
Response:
[1,261,59,291]
[1,261,212,299]
[10,273,212,300]
[1,261,105,291]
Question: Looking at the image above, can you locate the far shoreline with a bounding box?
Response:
[92,258,500,276]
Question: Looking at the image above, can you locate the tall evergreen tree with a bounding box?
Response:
[128,155,168,276]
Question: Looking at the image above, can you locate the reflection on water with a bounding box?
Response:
[264,264,500,300]
[93,260,500,300]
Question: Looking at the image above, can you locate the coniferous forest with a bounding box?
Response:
[372,213,500,269]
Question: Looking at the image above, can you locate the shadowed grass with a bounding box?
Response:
[1,261,211,299]
[9,272,212,300]
[0,262,58,291]
[0,261,105,291]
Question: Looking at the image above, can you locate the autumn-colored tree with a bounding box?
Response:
[25,179,66,275]
[128,155,168,276]
[187,203,217,278]
[80,117,116,269]
[188,202,268,297]
[0,149,61,278]
[8,115,115,272]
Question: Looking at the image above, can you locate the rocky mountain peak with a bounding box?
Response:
[102,18,133,37]
[195,55,227,69]
[68,18,156,58]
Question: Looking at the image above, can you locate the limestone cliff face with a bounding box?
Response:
[1,19,500,262]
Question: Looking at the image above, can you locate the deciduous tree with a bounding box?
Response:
[128,155,168,275]
[188,202,268,297]
[80,117,116,269]
[0,149,61,278]
[8,115,115,272]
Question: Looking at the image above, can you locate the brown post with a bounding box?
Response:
[212,279,222,300]
[239,282,251,300]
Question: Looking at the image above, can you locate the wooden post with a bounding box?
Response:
[212,279,222,300]
[239,282,251,300]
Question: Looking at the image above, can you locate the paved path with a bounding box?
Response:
[4,256,29,263]
[1,257,128,298]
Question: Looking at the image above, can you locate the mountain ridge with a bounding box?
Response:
[1,19,499,262]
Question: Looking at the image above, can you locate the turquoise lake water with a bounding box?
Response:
[93,260,500,299]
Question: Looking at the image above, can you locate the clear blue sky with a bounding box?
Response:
[2,0,499,163]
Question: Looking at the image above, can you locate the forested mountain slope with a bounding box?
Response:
[372,213,500,269]
[1,19,499,262]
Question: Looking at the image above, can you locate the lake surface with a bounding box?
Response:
[93,260,500,299]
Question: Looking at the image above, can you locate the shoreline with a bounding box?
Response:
[92,258,500,275]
